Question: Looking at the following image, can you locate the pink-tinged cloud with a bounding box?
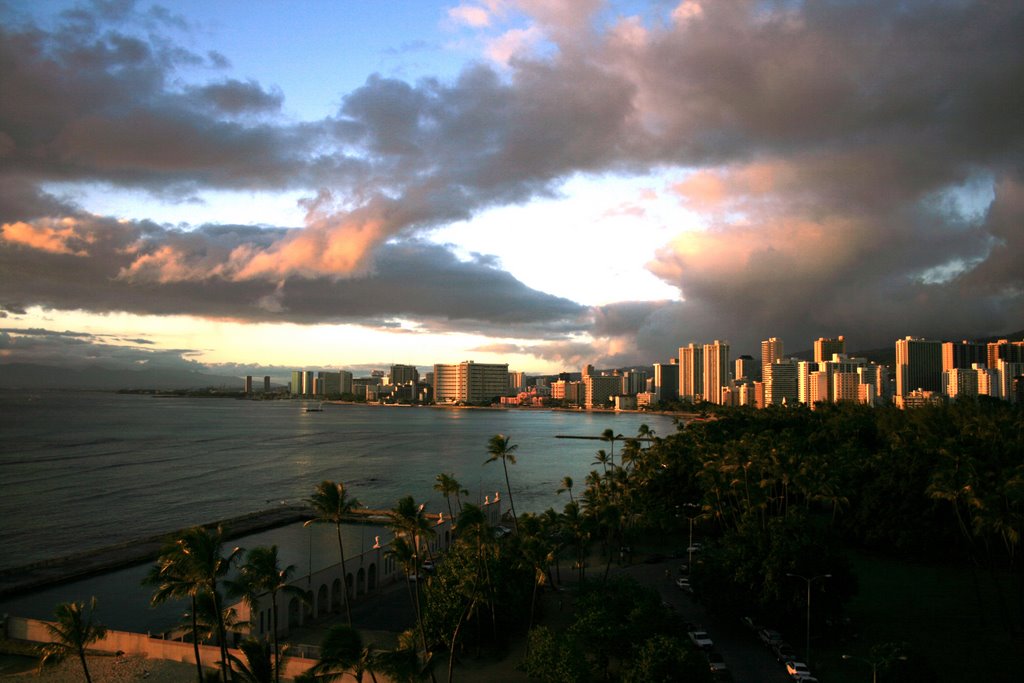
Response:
[672,1,704,24]
[117,244,226,283]
[448,4,492,28]
[1,219,92,256]
[486,26,544,64]
[672,163,786,212]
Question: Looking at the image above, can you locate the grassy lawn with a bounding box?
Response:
[813,550,1023,683]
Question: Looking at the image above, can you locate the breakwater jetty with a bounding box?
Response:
[0,505,312,599]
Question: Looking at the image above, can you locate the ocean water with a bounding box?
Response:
[0,391,678,628]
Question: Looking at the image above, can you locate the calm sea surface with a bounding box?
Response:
[0,390,678,629]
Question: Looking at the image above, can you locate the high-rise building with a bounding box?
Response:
[433,361,509,404]
[654,361,679,402]
[942,340,986,371]
[943,367,979,399]
[813,336,846,363]
[808,370,830,406]
[582,364,594,378]
[339,370,353,395]
[263,376,271,393]
[390,364,420,385]
[318,371,342,396]
[509,371,526,391]
[761,338,784,382]
[244,376,253,394]
[584,374,621,409]
[895,336,943,404]
[765,360,798,406]
[550,380,566,400]
[702,340,730,405]
[796,361,817,404]
[987,339,1024,369]
[621,370,648,395]
[302,370,315,396]
[833,372,861,403]
[996,360,1024,402]
[858,364,888,404]
[678,344,703,401]
[290,370,302,396]
[734,354,756,382]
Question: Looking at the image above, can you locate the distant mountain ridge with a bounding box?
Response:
[0,363,242,390]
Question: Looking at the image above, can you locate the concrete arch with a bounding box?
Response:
[317,584,329,618]
[368,563,377,591]
[345,572,354,600]
[356,567,365,595]
[331,578,342,613]
[288,596,301,630]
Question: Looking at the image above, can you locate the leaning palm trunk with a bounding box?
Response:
[501,459,519,534]
[189,595,204,683]
[336,523,353,625]
[447,598,476,683]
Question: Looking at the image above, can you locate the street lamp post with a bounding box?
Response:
[682,503,702,570]
[842,653,907,683]
[786,572,831,665]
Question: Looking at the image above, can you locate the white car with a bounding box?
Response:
[705,651,727,672]
[688,629,714,649]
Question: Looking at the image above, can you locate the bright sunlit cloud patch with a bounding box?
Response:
[429,172,695,306]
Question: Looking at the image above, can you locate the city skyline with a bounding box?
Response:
[2,1,1022,377]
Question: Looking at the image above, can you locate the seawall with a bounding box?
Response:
[0,505,312,599]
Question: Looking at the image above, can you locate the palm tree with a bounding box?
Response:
[386,496,437,677]
[39,598,107,683]
[601,428,623,466]
[557,475,575,504]
[305,624,380,682]
[145,542,209,682]
[174,525,242,683]
[229,637,283,683]
[230,545,307,683]
[433,473,468,521]
[485,434,520,534]
[306,480,361,626]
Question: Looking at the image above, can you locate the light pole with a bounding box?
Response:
[842,653,907,683]
[786,572,831,664]
[682,503,702,570]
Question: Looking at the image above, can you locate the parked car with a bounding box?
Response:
[421,559,435,573]
[785,661,811,679]
[688,629,714,649]
[740,615,760,631]
[676,578,694,594]
[705,651,727,673]
[758,629,784,647]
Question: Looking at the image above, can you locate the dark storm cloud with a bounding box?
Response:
[0,8,332,193]
[188,79,285,115]
[0,210,585,336]
[0,326,211,372]
[2,0,1023,364]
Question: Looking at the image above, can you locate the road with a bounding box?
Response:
[613,557,795,683]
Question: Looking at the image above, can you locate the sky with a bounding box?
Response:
[1,0,1022,380]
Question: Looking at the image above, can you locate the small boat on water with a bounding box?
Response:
[304,402,324,413]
